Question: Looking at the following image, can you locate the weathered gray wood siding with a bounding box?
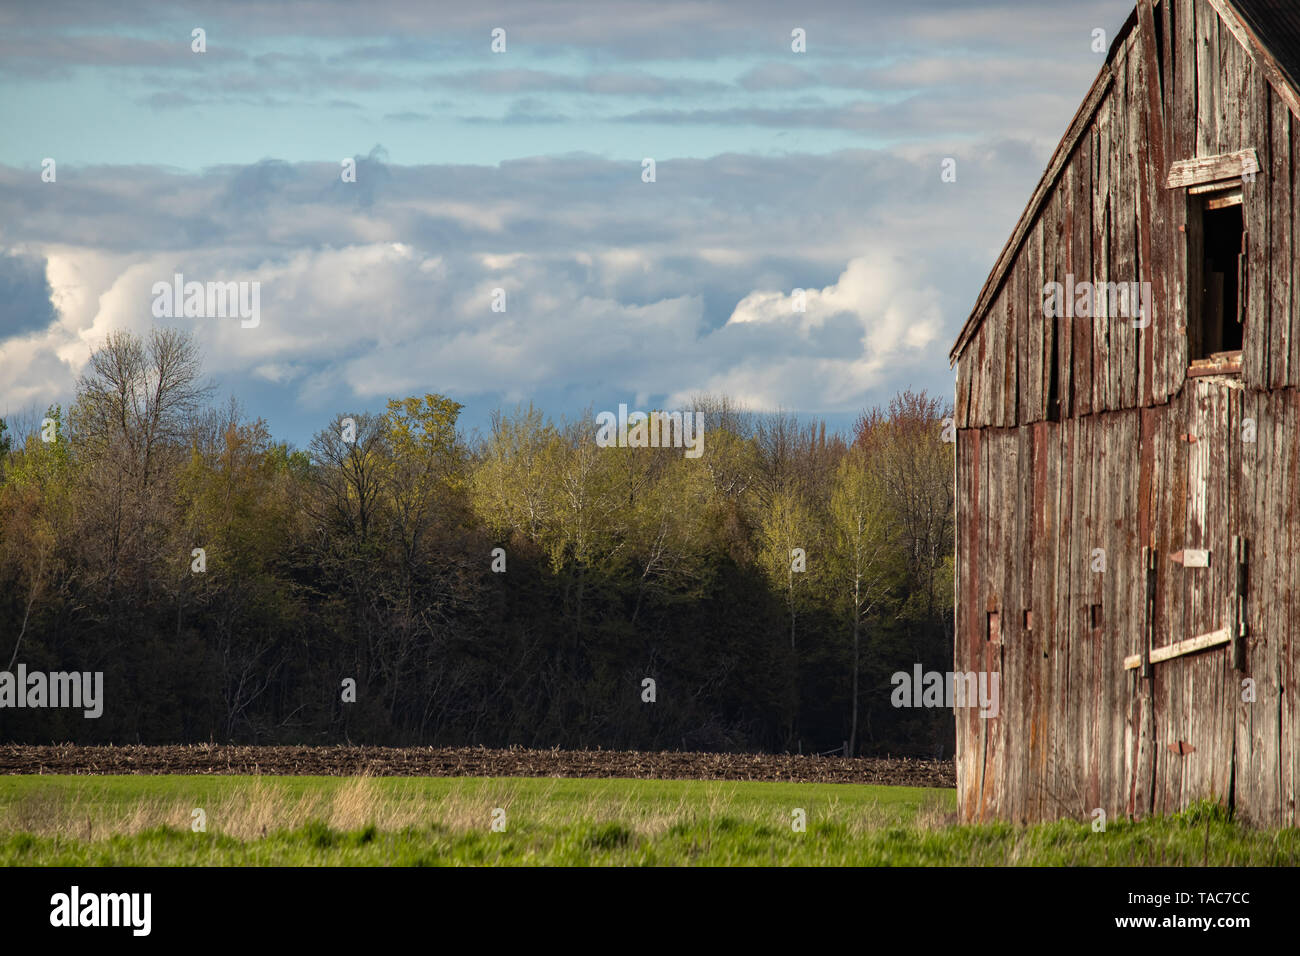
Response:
[954,0,1299,825]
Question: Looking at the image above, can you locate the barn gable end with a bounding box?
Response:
[952,0,1299,826]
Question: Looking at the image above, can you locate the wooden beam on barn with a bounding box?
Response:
[1187,350,1243,377]
[1123,626,1232,670]
[1165,149,1259,188]
[1204,187,1243,209]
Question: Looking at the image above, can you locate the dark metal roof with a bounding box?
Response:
[1231,0,1300,95]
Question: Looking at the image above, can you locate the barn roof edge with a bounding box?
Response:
[947,0,1300,367]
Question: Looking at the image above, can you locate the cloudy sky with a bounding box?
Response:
[0,0,1136,445]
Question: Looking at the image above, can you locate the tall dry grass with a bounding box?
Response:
[2,777,425,840]
[0,777,937,841]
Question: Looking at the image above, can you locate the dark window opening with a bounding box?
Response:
[1189,196,1244,368]
[1089,603,1103,630]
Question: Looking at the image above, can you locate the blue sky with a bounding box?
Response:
[0,0,1136,446]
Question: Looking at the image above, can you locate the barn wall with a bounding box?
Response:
[954,0,1300,824]
[955,383,1300,825]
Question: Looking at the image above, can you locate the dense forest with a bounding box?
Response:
[0,328,954,756]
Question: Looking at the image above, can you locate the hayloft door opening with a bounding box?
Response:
[1187,190,1245,372]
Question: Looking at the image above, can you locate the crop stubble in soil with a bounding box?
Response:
[0,745,954,788]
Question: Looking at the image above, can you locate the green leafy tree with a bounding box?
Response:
[757,486,819,651]
[471,404,561,545]
[383,393,467,564]
[829,448,899,756]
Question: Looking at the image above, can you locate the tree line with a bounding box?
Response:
[0,328,954,755]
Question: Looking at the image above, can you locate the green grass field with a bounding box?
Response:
[0,775,1295,865]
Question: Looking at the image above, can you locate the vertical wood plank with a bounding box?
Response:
[1074,140,1094,418]
[1109,55,1128,412]
[1177,0,1199,163]
[1269,94,1290,388]
[1136,1,1167,407]
[1059,162,1075,419]
[1196,0,1220,156]
[991,289,1004,428]
[1243,53,1270,386]
[1233,387,1260,821]
[1285,392,1300,825]
[1217,9,1239,154]
[1027,221,1044,423]
[1043,191,1060,420]
[1055,415,1077,812]
[1290,116,1300,386]
[1168,0,1197,400]
[1095,102,1113,413]
[1118,46,1140,410]
[1019,246,1033,426]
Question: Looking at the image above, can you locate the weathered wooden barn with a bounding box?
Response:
[950,0,1300,825]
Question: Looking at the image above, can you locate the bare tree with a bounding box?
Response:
[71,329,211,598]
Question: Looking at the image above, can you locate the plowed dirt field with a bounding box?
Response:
[0,745,954,787]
